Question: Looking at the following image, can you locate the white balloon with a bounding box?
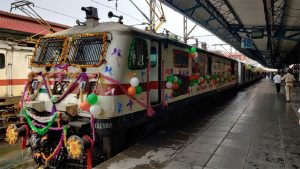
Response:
[130,77,140,87]
[90,105,101,116]
[166,81,173,89]
[174,76,178,82]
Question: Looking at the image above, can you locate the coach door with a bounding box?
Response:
[149,40,160,105]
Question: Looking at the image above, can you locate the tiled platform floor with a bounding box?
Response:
[95,79,300,169]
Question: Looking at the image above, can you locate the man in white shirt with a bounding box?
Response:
[273,71,282,93]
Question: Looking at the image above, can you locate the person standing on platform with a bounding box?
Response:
[273,71,282,93]
[281,69,296,102]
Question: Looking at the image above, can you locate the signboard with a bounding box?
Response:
[241,37,253,49]
[251,31,264,39]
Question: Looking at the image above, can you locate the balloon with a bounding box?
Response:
[167,76,175,82]
[80,101,91,111]
[172,82,179,89]
[205,75,210,79]
[90,105,101,116]
[177,79,182,85]
[189,53,195,59]
[130,77,139,87]
[191,46,197,52]
[174,76,178,82]
[87,93,98,105]
[128,86,136,96]
[136,85,142,94]
[166,81,173,89]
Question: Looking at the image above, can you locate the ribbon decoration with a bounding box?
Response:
[104,87,115,96]
[111,48,121,67]
[41,130,65,166]
[54,63,68,71]
[21,125,29,150]
[126,99,133,111]
[83,135,94,169]
[104,66,113,76]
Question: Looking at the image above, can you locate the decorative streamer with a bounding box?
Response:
[23,109,58,135]
[41,131,65,166]
[83,135,94,169]
[101,74,155,117]
[21,125,29,150]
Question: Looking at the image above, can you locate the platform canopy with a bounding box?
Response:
[162,0,300,68]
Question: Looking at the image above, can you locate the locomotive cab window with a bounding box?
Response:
[33,38,65,65]
[128,38,148,70]
[0,53,4,69]
[68,35,105,65]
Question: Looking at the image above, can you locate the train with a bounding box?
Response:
[4,7,264,168]
[0,40,34,138]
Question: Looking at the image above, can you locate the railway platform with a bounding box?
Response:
[95,78,300,169]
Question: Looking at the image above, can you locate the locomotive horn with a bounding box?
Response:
[108,11,123,24]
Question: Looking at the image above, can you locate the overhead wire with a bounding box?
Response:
[91,0,144,23]
[35,5,84,22]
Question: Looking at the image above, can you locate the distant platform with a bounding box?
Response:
[95,79,300,169]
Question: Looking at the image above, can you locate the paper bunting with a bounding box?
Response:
[117,102,122,113]
[126,99,134,111]
[104,66,113,76]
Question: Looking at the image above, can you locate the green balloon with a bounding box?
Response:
[136,85,142,94]
[177,79,182,85]
[191,47,197,52]
[167,76,175,82]
[205,75,210,79]
[87,93,98,105]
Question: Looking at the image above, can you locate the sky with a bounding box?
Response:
[0,0,237,53]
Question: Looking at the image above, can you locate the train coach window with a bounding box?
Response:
[128,38,148,70]
[173,49,188,67]
[68,36,105,65]
[150,46,157,67]
[0,53,4,69]
[33,38,65,65]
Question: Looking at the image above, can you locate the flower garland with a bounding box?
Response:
[26,110,58,123]
[23,108,58,135]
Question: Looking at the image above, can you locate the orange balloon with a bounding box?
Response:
[128,86,136,96]
[80,101,91,111]
[172,82,179,89]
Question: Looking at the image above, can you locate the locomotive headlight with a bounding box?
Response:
[89,82,97,92]
[55,83,63,94]
[54,81,69,94]
[61,81,69,92]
